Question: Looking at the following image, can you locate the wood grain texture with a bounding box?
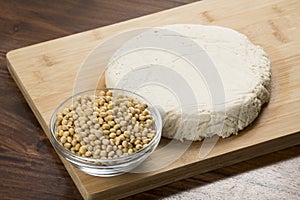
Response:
[1,0,300,200]
[0,1,195,199]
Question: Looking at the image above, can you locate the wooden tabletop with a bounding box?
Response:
[1,0,299,199]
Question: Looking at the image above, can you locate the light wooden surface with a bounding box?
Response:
[6,0,300,199]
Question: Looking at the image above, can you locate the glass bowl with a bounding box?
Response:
[50,88,162,177]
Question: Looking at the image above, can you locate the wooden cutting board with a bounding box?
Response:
[6,0,300,199]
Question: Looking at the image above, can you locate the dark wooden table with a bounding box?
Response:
[1,1,299,199]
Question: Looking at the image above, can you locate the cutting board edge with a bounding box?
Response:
[87,131,300,200]
[5,0,203,58]
[6,58,90,199]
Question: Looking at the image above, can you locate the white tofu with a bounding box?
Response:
[105,24,271,140]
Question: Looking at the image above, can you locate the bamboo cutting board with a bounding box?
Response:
[6,0,300,199]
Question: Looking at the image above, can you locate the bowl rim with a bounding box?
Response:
[49,88,162,163]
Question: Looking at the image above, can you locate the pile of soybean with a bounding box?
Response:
[54,90,156,159]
